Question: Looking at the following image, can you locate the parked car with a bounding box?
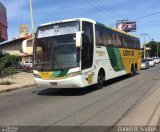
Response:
[15,63,22,70]
[146,58,155,67]
[141,58,149,69]
[23,65,33,72]
[153,57,160,64]
[21,61,33,72]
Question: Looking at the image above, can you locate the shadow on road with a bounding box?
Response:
[104,73,139,86]
[37,87,97,96]
[37,73,139,96]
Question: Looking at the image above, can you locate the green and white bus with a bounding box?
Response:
[33,18,141,89]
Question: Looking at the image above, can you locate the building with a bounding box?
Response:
[0,38,26,56]
[0,2,7,42]
[0,2,33,63]
[0,21,33,63]
[0,36,33,63]
[19,24,29,38]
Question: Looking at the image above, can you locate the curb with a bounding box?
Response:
[0,84,36,94]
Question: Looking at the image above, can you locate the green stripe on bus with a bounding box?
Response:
[114,48,125,70]
[107,47,125,71]
[52,70,69,77]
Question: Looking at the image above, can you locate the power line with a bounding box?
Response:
[83,0,160,29]
[112,11,160,27]
[83,0,129,27]
[92,0,122,19]
[83,0,118,20]
[132,11,160,21]
[95,0,126,19]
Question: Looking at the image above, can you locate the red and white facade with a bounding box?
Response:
[0,2,7,42]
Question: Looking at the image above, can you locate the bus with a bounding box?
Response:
[33,18,141,89]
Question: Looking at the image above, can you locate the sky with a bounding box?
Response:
[1,0,160,44]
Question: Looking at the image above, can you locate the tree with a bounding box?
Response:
[146,41,160,57]
[0,54,22,84]
[1,53,22,67]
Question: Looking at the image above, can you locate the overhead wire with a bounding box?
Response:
[92,0,121,19]
[94,0,126,19]
[132,11,160,21]
[83,0,160,28]
[110,11,160,27]
[83,0,118,21]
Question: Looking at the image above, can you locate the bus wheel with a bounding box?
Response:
[130,65,135,76]
[134,64,137,74]
[96,71,105,89]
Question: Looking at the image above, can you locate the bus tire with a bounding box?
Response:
[96,70,105,89]
[130,64,135,76]
[135,64,137,74]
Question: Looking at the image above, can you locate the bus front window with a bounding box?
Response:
[34,38,52,71]
[34,34,79,71]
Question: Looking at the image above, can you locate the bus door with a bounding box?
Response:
[81,21,94,73]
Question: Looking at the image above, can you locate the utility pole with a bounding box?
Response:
[29,0,34,62]
[157,42,158,57]
[148,35,151,58]
[141,34,148,59]
[29,0,34,39]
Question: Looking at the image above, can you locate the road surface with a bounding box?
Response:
[0,64,160,131]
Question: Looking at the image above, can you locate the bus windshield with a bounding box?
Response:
[34,34,79,71]
[34,21,80,71]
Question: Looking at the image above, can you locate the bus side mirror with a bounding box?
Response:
[76,31,83,47]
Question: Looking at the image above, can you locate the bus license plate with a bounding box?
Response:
[50,82,57,85]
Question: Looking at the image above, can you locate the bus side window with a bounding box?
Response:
[137,39,140,49]
[96,25,105,46]
[82,21,94,70]
[124,36,127,48]
[96,29,100,45]
[133,38,137,49]
[119,34,124,47]
[115,34,122,47]
[127,37,131,48]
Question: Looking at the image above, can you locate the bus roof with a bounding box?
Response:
[38,18,96,27]
[38,18,139,39]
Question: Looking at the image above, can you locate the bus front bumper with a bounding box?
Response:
[34,75,85,88]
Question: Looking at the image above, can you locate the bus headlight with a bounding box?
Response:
[33,73,41,78]
[67,71,80,78]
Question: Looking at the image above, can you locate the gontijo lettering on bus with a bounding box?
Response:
[123,50,134,56]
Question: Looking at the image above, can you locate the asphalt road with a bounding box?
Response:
[0,64,160,131]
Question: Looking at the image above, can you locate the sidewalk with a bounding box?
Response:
[0,72,36,94]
